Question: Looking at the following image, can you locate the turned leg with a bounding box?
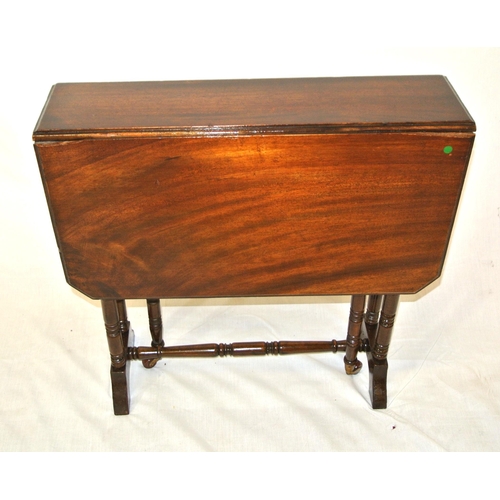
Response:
[365,294,383,333]
[102,299,131,415]
[117,299,130,337]
[344,294,367,375]
[365,294,400,409]
[373,294,399,360]
[142,299,164,369]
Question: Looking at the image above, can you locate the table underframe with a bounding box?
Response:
[102,294,400,415]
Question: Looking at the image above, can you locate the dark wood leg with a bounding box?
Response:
[363,294,400,409]
[365,294,383,332]
[102,299,131,415]
[142,299,164,369]
[344,294,366,375]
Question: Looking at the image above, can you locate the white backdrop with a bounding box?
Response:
[1,0,499,476]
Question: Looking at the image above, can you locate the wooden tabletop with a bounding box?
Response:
[33,75,476,298]
[33,75,475,140]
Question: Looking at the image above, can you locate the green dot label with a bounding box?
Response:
[443,146,453,154]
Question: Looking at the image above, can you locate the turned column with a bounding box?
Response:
[143,298,164,368]
[344,294,366,375]
[102,299,130,415]
[365,294,383,329]
[102,299,126,368]
[116,299,130,338]
[373,294,400,361]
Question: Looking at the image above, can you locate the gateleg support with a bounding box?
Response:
[102,299,133,415]
[362,294,400,409]
[110,326,134,415]
[344,294,367,375]
[143,299,164,369]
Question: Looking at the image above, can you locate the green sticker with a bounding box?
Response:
[443,146,453,154]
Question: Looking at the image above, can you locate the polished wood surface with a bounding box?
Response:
[33,76,474,139]
[34,132,474,298]
[33,76,475,300]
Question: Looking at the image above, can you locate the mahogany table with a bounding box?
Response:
[33,76,475,414]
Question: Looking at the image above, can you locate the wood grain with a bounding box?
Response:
[33,76,475,140]
[35,132,474,298]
